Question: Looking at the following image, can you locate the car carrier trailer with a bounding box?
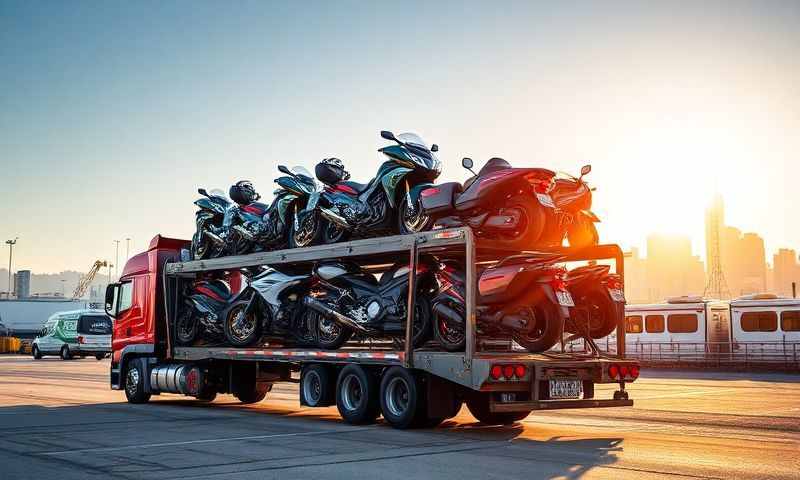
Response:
[107,227,638,429]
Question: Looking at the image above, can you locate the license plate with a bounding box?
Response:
[608,288,625,302]
[549,379,583,399]
[556,290,575,307]
[536,193,555,208]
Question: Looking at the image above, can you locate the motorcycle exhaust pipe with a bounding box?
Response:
[232,224,255,241]
[204,230,226,246]
[318,207,349,228]
[432,302,464,325]
[304,297,369,333]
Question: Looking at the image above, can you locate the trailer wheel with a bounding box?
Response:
[234,384,269,404]
[379,367,430,429]
[124,359,151,404]
[336,365,380,425]
[301,364,335,407]
[466,393,530,425]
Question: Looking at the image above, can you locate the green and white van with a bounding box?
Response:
[32,309,112,360]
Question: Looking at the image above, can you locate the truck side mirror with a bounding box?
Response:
[105,284,118,318]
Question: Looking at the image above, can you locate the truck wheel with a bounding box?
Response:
[336,365,380,425]
[466,394,530,425]
[234,384,269,404]
[60,345,72,360]
[196,386,217,402]
[379,367,430,429]
[95,353,106,360]
[300,364,335,407]
[124,360,151,404]
[32,345,42,360]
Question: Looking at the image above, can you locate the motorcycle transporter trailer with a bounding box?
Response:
[109,227,638,429]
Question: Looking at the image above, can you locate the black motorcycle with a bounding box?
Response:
[174,278,233,345]
[222,266,317,347]
[431,253,572,353]
[302,258,437,349]
[295,131,441,246]
[190,188,232,260]
[565,264,624,340]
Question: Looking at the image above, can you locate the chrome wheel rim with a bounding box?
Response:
[294,215,317,247]
[318,317,342,343]
[126,367,140,397]
[402,199,429,232]
[229,307,255,342]
[385,377,410,417]
[341,374,363,412]
[303,371,322,405]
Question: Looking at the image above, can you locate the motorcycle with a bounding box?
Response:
[302,258,438,350]
[564,264,624,339]
[174,277,233,346]
[190,188,232,259]
[295,130,441,246]
[228,166,320,252]
[222,266,317,347]
[430,253,573,353]
[419,158,599,250]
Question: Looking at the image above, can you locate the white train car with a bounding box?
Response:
[624,296,732,346]
[729,295,800,345]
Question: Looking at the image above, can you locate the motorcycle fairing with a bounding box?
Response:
[194,197,228,214]
[381,166,414,208]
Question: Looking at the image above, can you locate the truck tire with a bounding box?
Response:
[466,393,530,425]
[124,359,151,404]
[60,345,72,360]
[300,364,335,408]
[336,364,380,425]
[32,345,42,360]
[379,367,430,429]
[95,353,106,360]
[196,386,217,402]
[234,384,269,404]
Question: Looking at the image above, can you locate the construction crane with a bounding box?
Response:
[72,260,108,300]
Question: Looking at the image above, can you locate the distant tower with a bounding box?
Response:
[704,195,731,299]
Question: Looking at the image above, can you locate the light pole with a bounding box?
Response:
[107,262,114,285]
[114,240,120,280]
[5,237,18,299]
[125,237,131,261]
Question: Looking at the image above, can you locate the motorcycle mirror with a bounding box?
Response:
[462,157,474,169]
[277,165,292,176]
[431,144,439,152]
[380,130,397,142]
[580,164,592,176]
[198,188,208,196]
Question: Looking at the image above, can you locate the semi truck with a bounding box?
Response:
[105,228,638,429]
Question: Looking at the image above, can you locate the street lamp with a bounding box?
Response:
[113,240,120,280]
[125,237,131,261]
[5,237,18,299]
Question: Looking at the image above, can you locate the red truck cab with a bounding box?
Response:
[105,235,188,389]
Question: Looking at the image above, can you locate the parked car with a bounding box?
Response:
[32,309,112,360]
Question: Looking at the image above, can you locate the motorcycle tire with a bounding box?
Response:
[175,309,198,346]
[289,211,325,248]
[191,232,211,260]
[410,296,433,348]
[313,310,353,350]
[567,287,620,339]
[483,195,546,251]
[323,220,350,244]
[398,194,432,235]
[432,300,465,352]
[566,218,599,248]
[224,301,261,347]
[512,302,563,353]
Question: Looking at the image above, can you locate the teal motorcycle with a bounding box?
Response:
[291,131,441,246]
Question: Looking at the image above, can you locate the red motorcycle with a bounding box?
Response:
[430,253,574,353]
[420,158,599,249]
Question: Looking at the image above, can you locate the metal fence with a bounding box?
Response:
[562,340,800,368]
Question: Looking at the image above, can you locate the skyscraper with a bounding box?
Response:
[773,249,799,297]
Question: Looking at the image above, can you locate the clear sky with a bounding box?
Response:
[1,1,798,273]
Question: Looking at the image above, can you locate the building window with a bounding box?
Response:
[780,311,800,332]
[740,311,778,332]
[645,315,665,333]
[625,315,643,334]
[667,314,698,333]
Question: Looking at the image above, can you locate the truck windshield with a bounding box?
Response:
[78,315,112,335]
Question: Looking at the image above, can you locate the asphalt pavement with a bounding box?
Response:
[0,355,798,479]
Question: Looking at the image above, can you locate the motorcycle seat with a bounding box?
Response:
[339,180,369,193]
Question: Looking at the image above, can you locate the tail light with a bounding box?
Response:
[420,187,440,198]
[77,336,85,344]
[607,363,639,381]
[549,268,569,292]
[489,364,528,381]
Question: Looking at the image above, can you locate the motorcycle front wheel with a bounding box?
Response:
[175,309,198,346]
[566,218,599,248]
[567,287,619,339]
[432,300,465,352]
[311,310,353,350]
[224,301,261,347]
[398,194,431,235]
[511,303,563,353]
[323,220,350,244]
[192,232,211,260]
[289,211,325,248]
